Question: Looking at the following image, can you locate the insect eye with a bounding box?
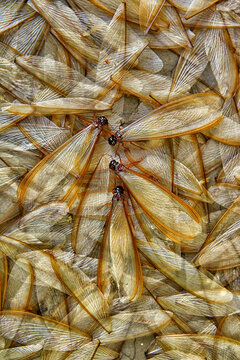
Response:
[108,135,117,146]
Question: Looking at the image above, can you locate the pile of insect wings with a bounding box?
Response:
[0,0,240,359]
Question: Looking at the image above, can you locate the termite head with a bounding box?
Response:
[112,185,124,201]
[95,116,108,128]
[108,131,122,146]
[108,134,118,146]
[109,159,123,172]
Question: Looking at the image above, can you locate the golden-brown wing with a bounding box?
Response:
[120,93,223,141]
[98,187,142,302]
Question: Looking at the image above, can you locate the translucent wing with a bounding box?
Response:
[5,202,69,248]
[93,345,119,359]
[152,351,204,359]
[64,341,100,360]
[18,123,102,210]
[204,116,240,146]
[0,2,35,34]
[0,171,24,224]
[1,15,48,56]
[203,197,240,247]
[0,251,7,310]
[0,310,90,351]
[116,166,202,239]
[204,27,238,99]
[16,55,95,97]
[0,166,27,190]
[92,308,172,344]
[0,111,27,132]
[72,155,114,255]
[50,255,111,333]
[169,31,208,99]
[135,228,233,304]
[94,2,148,95]
[158,292,240,318]
[4,258,33,310]
[157,334,240,358]
[184,0,220,19]
[31,0,99,63]
[209,183,240,208]
[220,315,240,341]
[139,0,165,34]
[195,219,240,270]
[0,234,33,260]
[120,93,223,141]
[112,69,172,105]
[0,343,43,360]
[18,116,71,153]
[98,190,142,302]
[5,97,111,116]
[147,4,192,49]
[125,145,213,203]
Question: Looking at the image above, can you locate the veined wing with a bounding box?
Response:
[1,15,48,56]
[0,111,27,132]
[204,26,238,99]
[31,0,100,63]
[157,334,240,359]
[157,292,240,318]
[72,154,114,255]
[94,2,148,96]
[50,254,112,333]
[111,163,202,239]
[136,236,233,304]
[5,97,111,116]
[0,310,90,351]
[18,122,103,210]
[169,30,208,99]
[3,258,33,310]
[125,144,213,203]
[0,1,35,34]
[195,219,240,270]
[184,0,220,19]
[0,344,43,360]
[18,116,71,154]
[139,0,165,34]
[98,186,142,302]
[120,93,223,141]
[112,69,172,105]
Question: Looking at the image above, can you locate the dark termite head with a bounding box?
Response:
[108,134,118,146]
[109,159,119,171]
[114,185,124,195]
[109,159,123,172]
[95,116,108,128]
[112,185,124,201]
[108,130,122,146]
